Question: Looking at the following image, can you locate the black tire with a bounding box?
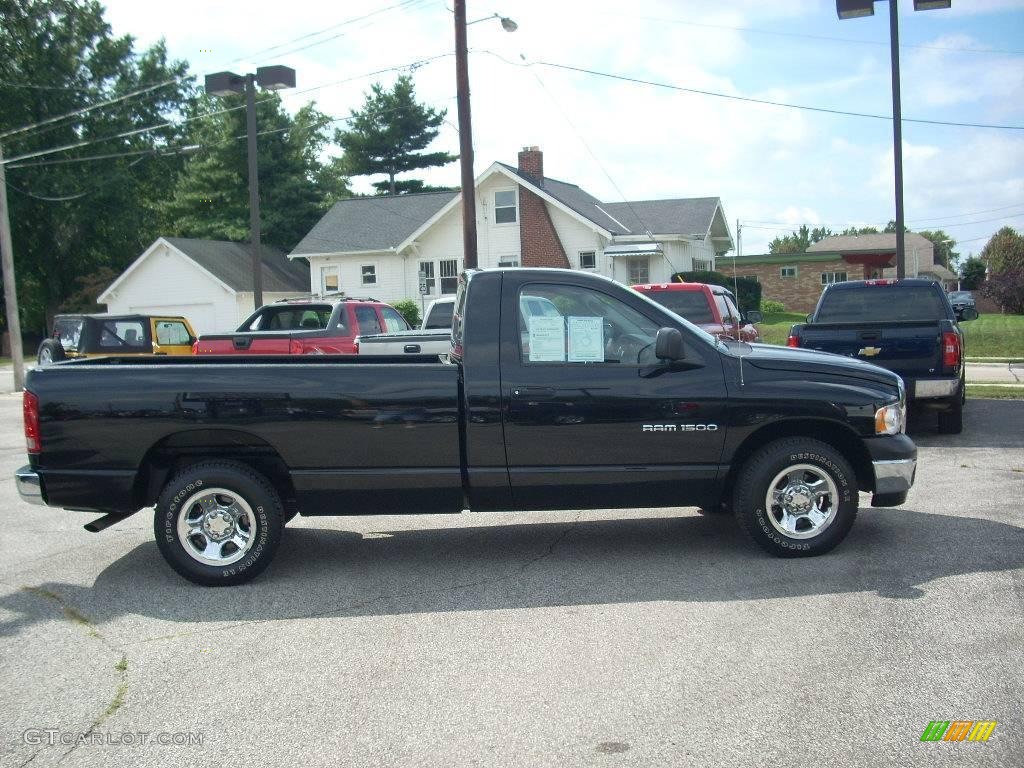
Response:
[154,460,285,586]
[732,438,858,558]
[37,338,65,366]
[937,395,964,435]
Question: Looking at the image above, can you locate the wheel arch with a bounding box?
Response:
[133,429,297,514]
[721,419,874,501]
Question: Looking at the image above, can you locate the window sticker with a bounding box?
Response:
[567,316,604,362]
[528,316,566,362]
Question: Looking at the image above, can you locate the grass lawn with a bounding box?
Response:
[966,385,1024,400]
[757,311,1024,359]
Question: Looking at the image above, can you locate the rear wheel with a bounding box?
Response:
[37,339,65,366]
[733,438,858,558]
[154,461,284,586]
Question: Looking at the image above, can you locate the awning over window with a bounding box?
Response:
[604,242,663,257]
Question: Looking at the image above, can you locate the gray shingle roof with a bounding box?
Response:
[164,238,309,292]
[601,198,721,236]
[496,163,628,233]
[290,191,458,255]
[808,233,934,253]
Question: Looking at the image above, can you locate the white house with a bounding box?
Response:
[99,237,310,335]
[289,147,734,304]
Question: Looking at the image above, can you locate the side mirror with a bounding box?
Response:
[806,313,814,323]
[655,327,685,361]
[959,307,979,321]
[745,310,763,324]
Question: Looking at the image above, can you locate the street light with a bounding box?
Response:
[454,0,517,269]
[205,65,296,309]
[836,0,951,279]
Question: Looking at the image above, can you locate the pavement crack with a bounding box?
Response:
[56,655,129,765]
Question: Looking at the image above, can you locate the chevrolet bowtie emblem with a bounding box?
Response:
[858,346,882,357]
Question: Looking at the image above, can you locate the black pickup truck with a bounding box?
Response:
[786,279,977,434]
[17,268,916,585]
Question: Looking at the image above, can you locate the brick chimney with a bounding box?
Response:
[515,146,569,268]
[518,146,543,183]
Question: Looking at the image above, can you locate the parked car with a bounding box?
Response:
[193,296,410,355]
[18,268,916,585]
[37,314,196,365]
[947,290,977,319]
[787,278,977,434]
[632,282,762,343]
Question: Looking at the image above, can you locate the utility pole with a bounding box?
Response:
[454,0,478,269]
[887,0,906,278]
[245,74,264,309]
[0,144,27,392]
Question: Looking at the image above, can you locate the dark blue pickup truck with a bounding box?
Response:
[787,279,977,434]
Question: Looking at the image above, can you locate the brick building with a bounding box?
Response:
[718,233,956,313]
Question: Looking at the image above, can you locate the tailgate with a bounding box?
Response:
[195,332,295,354]
[799,321,942,378]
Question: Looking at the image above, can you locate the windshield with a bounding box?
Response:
[642,290,716,324]
[816,285,948,323]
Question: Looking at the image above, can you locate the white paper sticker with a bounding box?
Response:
[567,316,604,362]
[528,316,566,362]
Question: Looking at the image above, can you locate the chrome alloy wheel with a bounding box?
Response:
[176,488,258,566]
[764,463,839,539]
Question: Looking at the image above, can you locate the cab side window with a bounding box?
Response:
[518,284,659,366]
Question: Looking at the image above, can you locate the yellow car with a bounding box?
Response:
[37,314,197,365]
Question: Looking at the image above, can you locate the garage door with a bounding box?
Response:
[129,303,218,336]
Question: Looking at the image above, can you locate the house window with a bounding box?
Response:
[418,262,436,295]
[692,258,713,272]
[821,271,848,285]
[320,265,340,294]
[780,266,797,279]
[361,265,377,285]
[628,258,649,285]
[440,259,459,295]
[494,189,517,224]
[498,258,520,267]
[579,251,596,270]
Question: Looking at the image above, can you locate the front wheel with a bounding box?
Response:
[154,461,285,586]
[732,438,858,558]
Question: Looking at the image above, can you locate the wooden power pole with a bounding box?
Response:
[0,144,27,392]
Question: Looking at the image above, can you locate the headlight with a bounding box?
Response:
[875,403,905,435]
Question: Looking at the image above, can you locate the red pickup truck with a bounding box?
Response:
[633,282,762,343]
[194,297,410,355]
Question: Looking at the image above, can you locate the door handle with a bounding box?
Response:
[511,386,557,400]
[404,344,421,353]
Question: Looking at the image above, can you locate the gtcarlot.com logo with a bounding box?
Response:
[920,720,997,742]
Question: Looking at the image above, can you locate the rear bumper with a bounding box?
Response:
[15,466,45,506]
[908,376,960,400]
[866,434,917,507]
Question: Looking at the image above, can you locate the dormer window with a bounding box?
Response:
[494,190,518,224]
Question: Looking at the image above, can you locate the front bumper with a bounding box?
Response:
[15,466,45,506]
[866,434,917,507]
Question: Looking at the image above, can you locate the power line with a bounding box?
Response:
[527,59,1024,131]
[907,203,1024,224]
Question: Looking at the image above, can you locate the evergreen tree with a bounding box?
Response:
[337,75,456,195]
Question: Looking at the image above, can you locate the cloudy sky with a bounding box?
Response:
[100,0,1024,257]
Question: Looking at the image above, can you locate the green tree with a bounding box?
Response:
[337,75,456,196]
[980,226,1024,273]
[840,225,880,236]
[768,225,832,254]
[1,0,194,329]
[959,256,986,290]
[160,95,350,249]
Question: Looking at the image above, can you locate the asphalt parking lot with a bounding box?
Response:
[0,377,1021,768]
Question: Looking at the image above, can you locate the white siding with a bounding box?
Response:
[475,173,522,267]
[101,242,238,335]
[304,252,409,305]
[548,204,607,276]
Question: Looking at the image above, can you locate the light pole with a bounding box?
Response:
[836,0,951,279]
[205,65,296,309]
[454,1,517,269]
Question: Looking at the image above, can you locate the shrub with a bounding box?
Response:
[392,299,421,328]
[761,299,785,314]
